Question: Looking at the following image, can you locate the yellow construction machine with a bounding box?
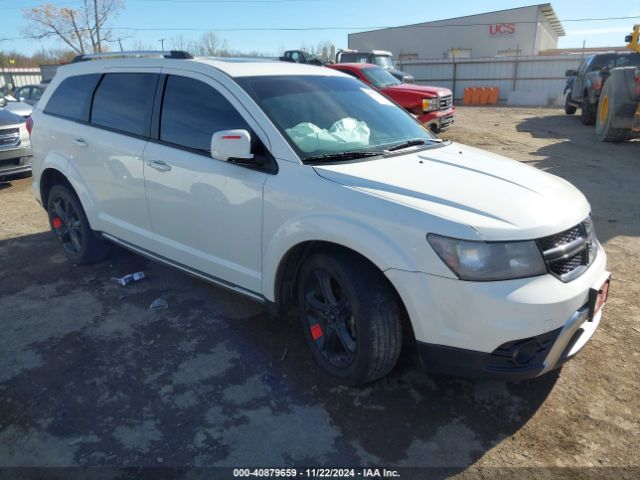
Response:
[595,25,640,141]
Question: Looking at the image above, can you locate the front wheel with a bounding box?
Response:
[46,184,109,264]
[564,93,577,115]
[297,251,403,385]
[581,94,596,125]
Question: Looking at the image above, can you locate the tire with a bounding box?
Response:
[46,184,109,264]
[564,93,577,115]
[297,250,403,385]
[595,79,632,142]
[580,93,596,125]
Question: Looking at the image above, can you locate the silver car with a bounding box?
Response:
[0,108,32,178]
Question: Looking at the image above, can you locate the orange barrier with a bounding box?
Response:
[463,87,500,105]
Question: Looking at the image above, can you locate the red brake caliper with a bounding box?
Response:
[310,323,324,341]
[52,217,62,229]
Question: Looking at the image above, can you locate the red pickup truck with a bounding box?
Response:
[328,63,455,133]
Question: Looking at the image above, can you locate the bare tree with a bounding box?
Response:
[22,0,125,54]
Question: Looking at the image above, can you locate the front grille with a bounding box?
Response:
[0,128,20,147]
[536,217,596,282]
[438,94,453,110]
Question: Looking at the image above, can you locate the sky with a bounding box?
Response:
[0,0,638,56]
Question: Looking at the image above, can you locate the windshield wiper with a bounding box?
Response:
[304,151,385,163]
[386,138,443,152]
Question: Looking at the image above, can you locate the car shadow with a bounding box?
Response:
[0,230,558,476]
[515,114,640,244]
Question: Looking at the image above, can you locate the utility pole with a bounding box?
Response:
[118,37,123,52]
[94,0,101,52]
[159,38,165,51]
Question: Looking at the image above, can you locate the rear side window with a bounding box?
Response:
[91,73,157,137]
[44,74,101,121]
[160,75,249,153]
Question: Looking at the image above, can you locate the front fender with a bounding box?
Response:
[261,214,418,301]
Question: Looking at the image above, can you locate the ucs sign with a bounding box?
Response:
[489,23,516,35]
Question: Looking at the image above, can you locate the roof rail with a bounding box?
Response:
[71,50,193,63]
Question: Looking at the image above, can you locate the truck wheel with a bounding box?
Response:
[297,251,402,385]
[46,184,109,264]
[581,93,596,125]
[596,80,632,142]
[564,93,577,115]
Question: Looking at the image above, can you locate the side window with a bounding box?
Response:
[160,75,250,153]
[16,87,29,100]
[91,73,157,137]
[44,74,101,121]
[32,87,43,101]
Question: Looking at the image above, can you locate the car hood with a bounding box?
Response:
[312,142,590,241]
[384,83,451,97]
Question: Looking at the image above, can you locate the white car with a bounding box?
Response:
[30,51,610,384]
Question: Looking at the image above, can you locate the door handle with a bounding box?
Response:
[145,159,172,172]
[72,138,88,147]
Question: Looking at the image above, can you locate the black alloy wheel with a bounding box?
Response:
[50,190,84,256]
[297,251,403,385]
[302,268,357,369]
[46,184,109,264]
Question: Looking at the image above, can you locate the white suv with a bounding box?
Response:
[31,51,610,384]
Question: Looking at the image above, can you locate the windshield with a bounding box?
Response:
[372,55,394,69]
[237,75,437,161]
[361,66,401,88]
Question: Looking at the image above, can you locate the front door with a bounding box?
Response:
[142,72,269,294]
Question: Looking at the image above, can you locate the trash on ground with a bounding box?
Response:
[111,271,145,286]
[149,298,168,311]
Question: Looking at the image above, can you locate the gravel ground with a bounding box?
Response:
[0,107,638,479]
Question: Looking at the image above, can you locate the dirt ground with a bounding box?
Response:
[0,107,638,479]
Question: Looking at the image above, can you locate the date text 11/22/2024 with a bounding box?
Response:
[233,468,400,478]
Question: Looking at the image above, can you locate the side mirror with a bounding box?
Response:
[565,69,577,77]
[211,129,254,163]
[19,97,26,103]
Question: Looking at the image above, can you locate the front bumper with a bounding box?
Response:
[0,145,32,177]
[417,107,455,131]
[386,246,608,379]
[416,301,602,380]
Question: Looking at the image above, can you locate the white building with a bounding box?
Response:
[348,4,565,60]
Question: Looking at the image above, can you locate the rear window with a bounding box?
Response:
[90,73,157,137]
[44,74,101,121]
[615,54,640,68]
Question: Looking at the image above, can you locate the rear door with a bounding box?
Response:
[80,70,159,248]
[142,71,270,294]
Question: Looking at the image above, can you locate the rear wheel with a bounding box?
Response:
[596,79,632,142]
[580,93,596,125]
[297,251,403,385]
[46,184,109,264]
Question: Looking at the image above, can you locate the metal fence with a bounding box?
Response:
[0,68,42,93]
[397,55,584,106]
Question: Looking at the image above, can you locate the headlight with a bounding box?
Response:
[427,234,547,281]
[422,98,437,112]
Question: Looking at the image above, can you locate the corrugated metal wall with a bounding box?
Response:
[398,55,584,106]
[0,68,42,91]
